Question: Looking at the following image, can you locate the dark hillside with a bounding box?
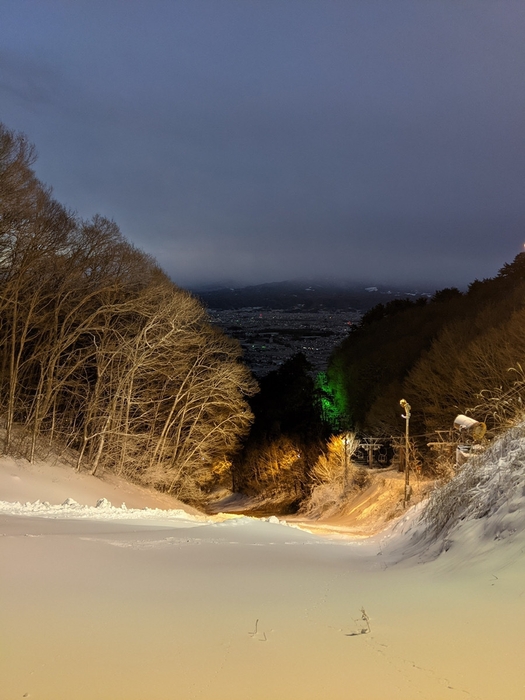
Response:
[194,281,435,311]
[328,255,525,437]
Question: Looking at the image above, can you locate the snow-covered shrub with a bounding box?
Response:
[302,481,345,519]
[310,434,358,485]
[422,423,525,538]
[302,434,370,518]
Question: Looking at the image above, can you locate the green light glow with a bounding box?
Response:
[316,372,345,430]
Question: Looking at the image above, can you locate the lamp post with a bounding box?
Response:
[343,433,348,492]
[400,399,411,508]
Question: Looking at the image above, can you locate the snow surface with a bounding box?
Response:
[0,497,206,523]
[1,430,525,700]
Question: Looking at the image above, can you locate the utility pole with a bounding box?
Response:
[400,399,411,508]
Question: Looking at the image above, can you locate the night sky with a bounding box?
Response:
[2,1,525,289]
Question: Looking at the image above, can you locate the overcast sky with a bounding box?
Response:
[1,1,524,289]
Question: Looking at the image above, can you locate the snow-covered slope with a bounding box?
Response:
[0,454,202,512]
[1,431,525,700]
[381,423,525,567]
[425,424,525,543]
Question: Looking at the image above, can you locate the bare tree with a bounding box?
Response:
[0,122,257,502]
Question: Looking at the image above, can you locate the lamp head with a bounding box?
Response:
[400,398,411,416]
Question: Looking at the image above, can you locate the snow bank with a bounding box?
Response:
[0,454,202,513]
[424,423,525,535]
[382,422,525,563]
[0,496,207,522]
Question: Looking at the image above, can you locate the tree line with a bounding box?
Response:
[0,123,257,503]
[231,352,373,514]
[231,256,525,501]
[327,254,525,443]
[232,352,330,510]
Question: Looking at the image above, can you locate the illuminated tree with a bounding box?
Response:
[0,122,257,502]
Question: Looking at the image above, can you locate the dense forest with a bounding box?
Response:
[231,352,330,506]
[327,255,525,441]
[0,123,257,503]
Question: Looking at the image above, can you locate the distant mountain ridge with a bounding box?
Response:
[192,280,435,311]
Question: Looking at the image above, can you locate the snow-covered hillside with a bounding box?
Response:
[381,423,525,568]
[1,430,524,700]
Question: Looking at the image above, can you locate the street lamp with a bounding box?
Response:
[400,399,411,508]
